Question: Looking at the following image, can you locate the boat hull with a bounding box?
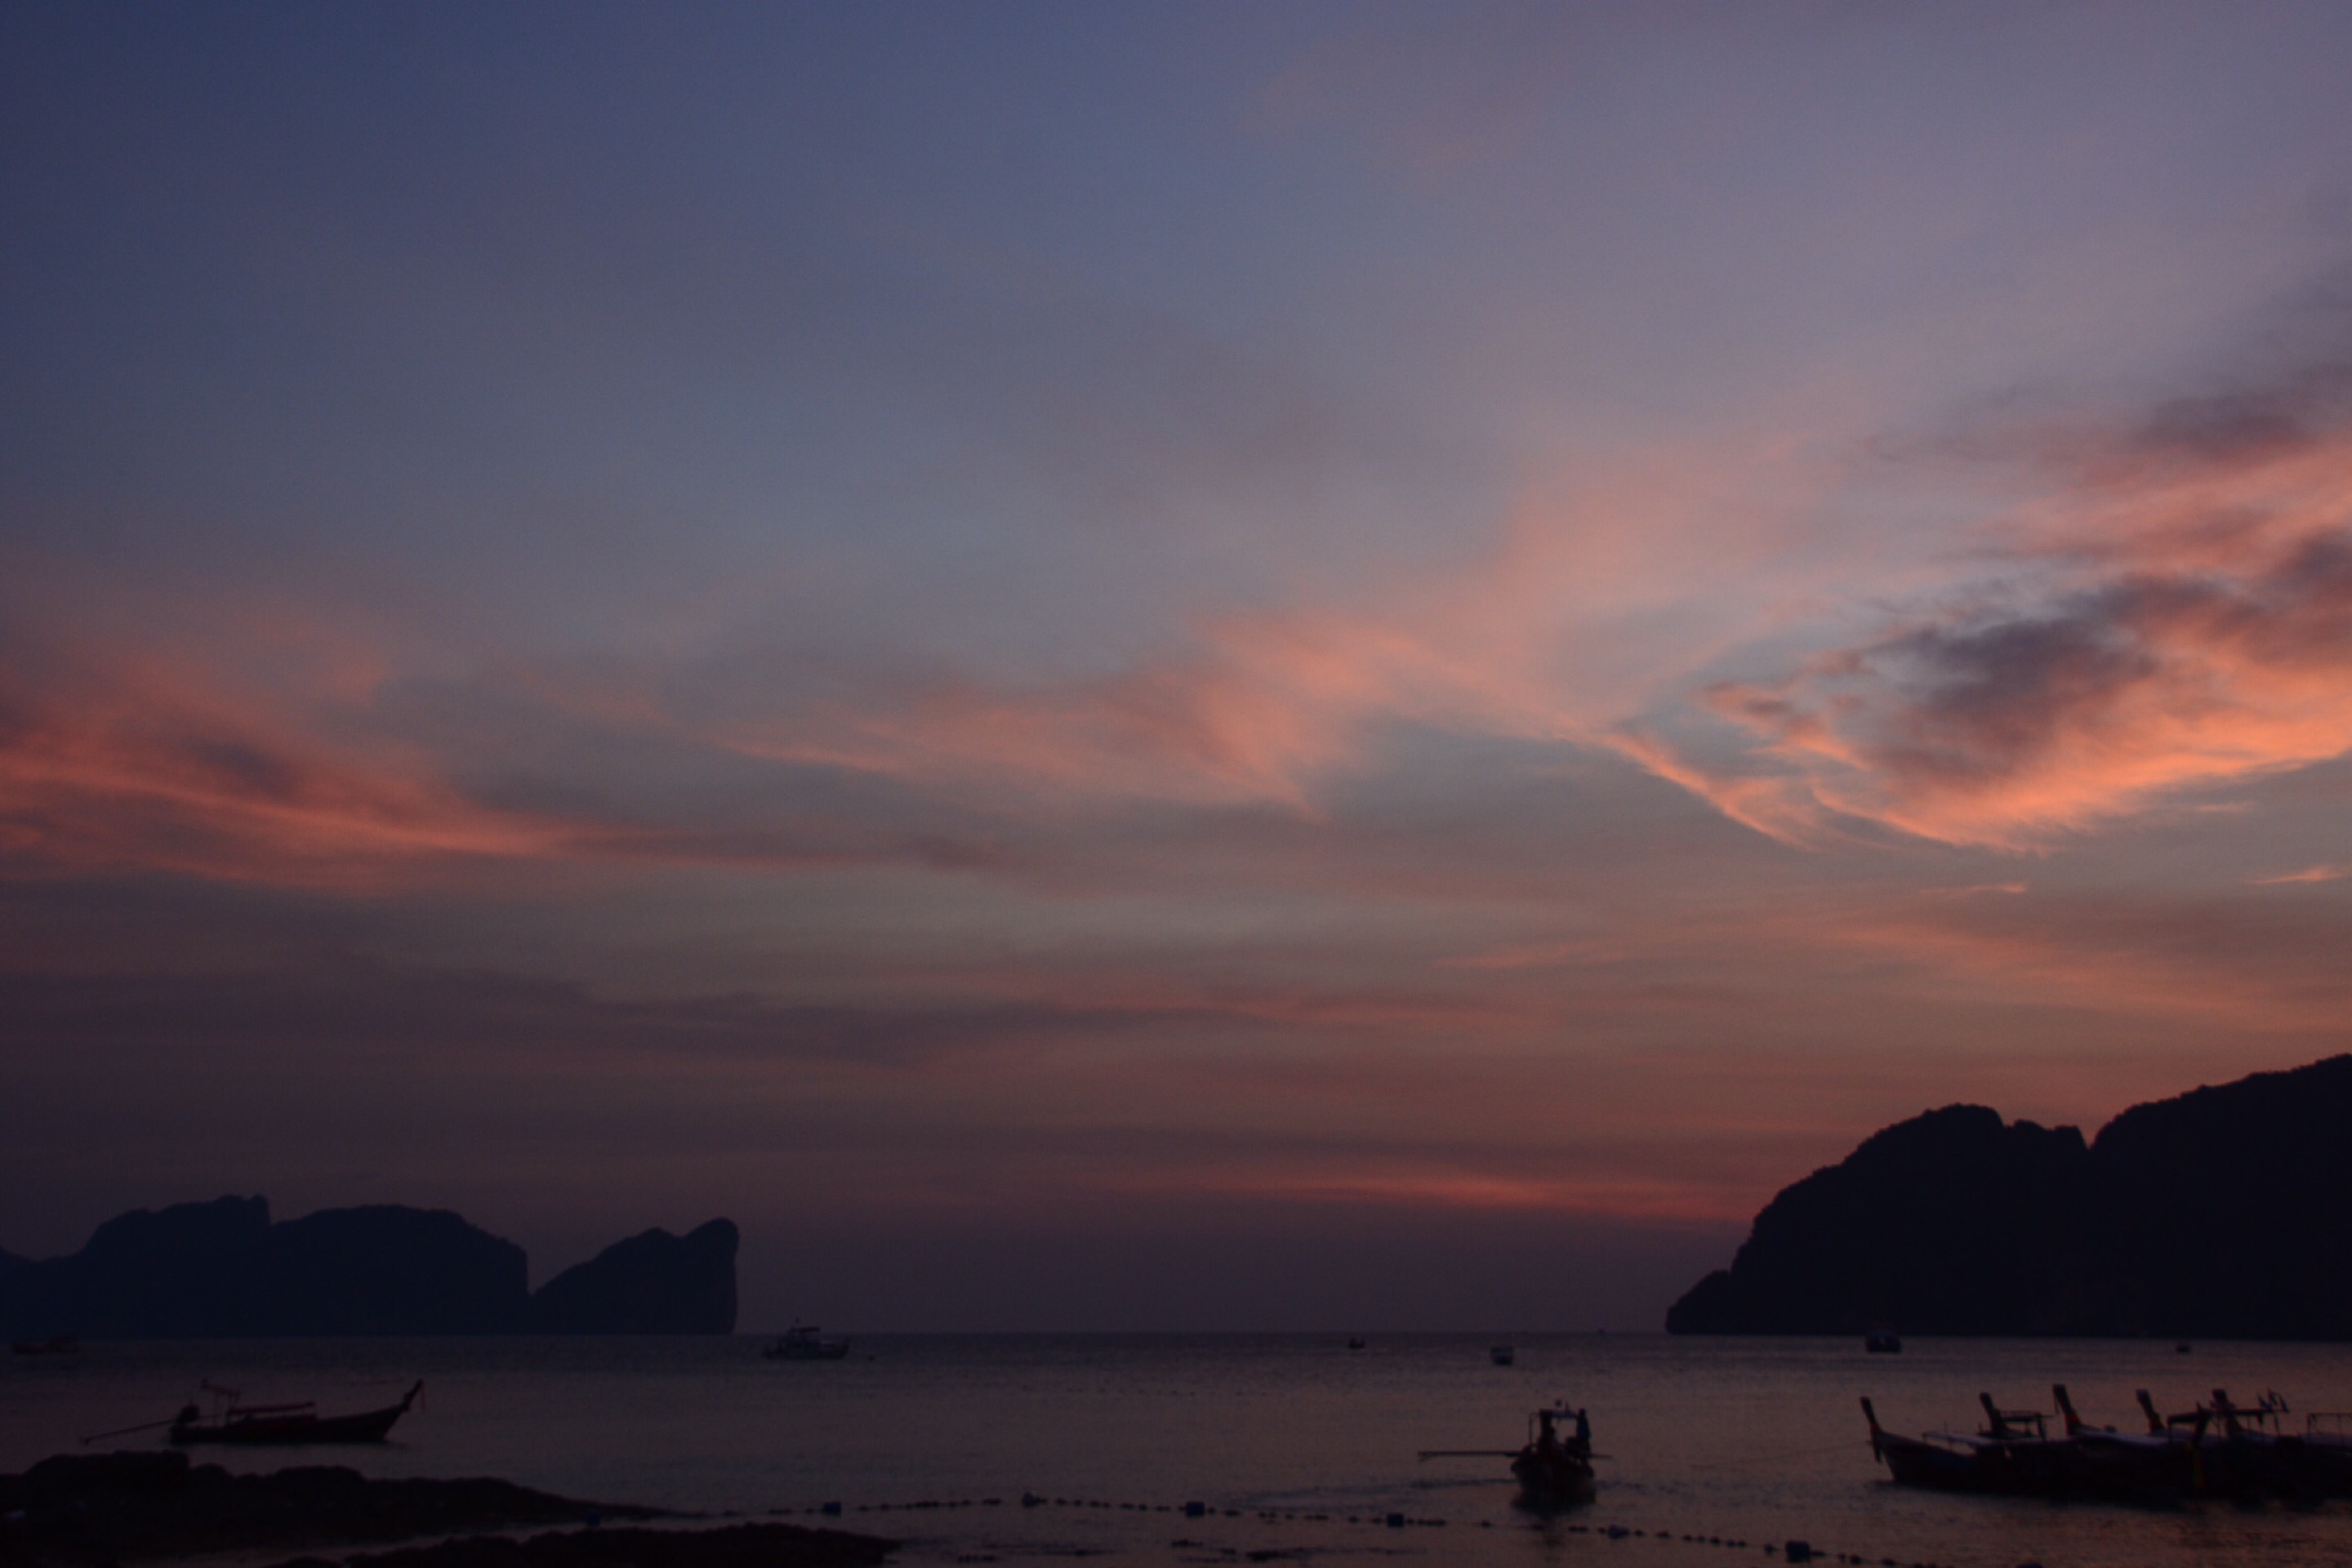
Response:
[1878,1430,2244,1499]
[172,1382,421,1446]
[1510,1449,1595,1505]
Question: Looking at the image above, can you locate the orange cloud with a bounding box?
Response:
[13,377,2345,893]
[1822,889,2352,1036]
[695,433,1844,818]
[1108,1164,1747,1223]
[0,644,569,889]
[2250,863,2351,884]
[715,609,1475,810]
[1682,403,2352,847]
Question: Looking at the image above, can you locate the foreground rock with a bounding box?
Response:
[1668,1054,2352,1337]
[270,1522,894,1568]
[0,1450,663,1568]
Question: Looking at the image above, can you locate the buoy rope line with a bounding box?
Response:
[758,1492,2047,1568]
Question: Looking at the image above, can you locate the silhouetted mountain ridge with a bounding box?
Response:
[1668,1055,2352,1338]
[528,1220,738,1333]
[0,1198,737,1338]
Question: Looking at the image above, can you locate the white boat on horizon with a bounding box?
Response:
[763,1323,849,1361]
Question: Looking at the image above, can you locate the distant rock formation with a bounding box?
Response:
[527,1220,739,1333]
[1668,1054,2352,1339]
[0,1198,738,1339]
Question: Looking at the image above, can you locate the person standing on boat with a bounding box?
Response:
[1535,1407,1588,1460]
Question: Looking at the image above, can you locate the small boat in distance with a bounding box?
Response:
[1490,1343,1516,1366]
[1347,1336,1366,1350]
[171,1380,422,1446]
[1864,1325,1901,1354]
[764,1323,849,1361]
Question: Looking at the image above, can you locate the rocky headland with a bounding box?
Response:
[526,1221,738,1334]
[1668,1054,2352,1338]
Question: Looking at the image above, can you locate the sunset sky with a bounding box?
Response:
[6,2,2352,1330]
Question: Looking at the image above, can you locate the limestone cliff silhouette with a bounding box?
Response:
[526,1219,738,1333]
[0,1197,737,1338]
[1668,1054,2352,1338]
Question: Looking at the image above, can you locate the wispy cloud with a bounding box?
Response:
[1677,358,2352,847]
[0,648,571,889]
[2250,862,2351,884]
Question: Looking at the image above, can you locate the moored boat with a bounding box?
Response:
[1862,1390,2207,1499]
[1860,1394,2079,1495]
[2145,1386,2352,1499]
[2045,1384,2202,1497]
[1855,1383,2352,1501]
[170,1380,422,1445]
[2296,1406,2352,1494]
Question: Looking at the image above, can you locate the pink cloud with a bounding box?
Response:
[2250,862,2351,884]
[1679,402,2352,847]
[693,433,1850,818]
[0,577,577,889]
[11,372,2347,896]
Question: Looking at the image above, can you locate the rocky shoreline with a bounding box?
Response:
[270,1522,894,1568]
[0,1451,893,1568]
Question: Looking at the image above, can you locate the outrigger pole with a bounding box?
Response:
[79,1418,175,1446]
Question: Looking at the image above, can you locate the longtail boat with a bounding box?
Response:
[1855,1383,2352,1501]
[1860,1393,2077,1494]
[1422,1405,1597,1505]
[170,1379,422,1445]
[2143,1386,2352,1499]
[2044,1383,2203,1497]
[1861,1389,2212,1499]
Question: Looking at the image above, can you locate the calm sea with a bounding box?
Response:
[10,1334,2352,1568]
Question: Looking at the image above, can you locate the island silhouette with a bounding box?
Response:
[1668,1054,2352,1338]
[0,1198,737,1339]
